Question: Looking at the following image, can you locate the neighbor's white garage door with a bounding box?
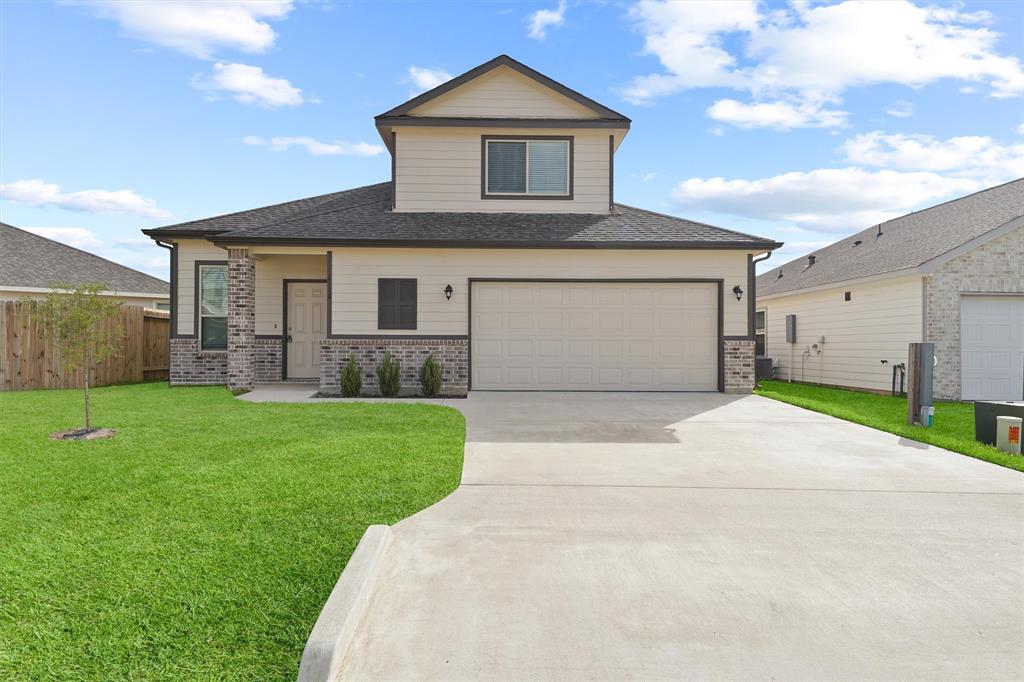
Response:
[471,281,718,391]
[961,295,1024,401]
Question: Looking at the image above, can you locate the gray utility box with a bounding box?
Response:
[974,401,1024,445]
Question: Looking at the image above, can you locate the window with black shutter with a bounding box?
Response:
[378,278,417,329]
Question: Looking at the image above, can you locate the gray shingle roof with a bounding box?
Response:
[758,178,1024,297]
[145,182,780,249]
[0,222,169,294]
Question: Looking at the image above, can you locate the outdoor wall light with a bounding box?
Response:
[733,285,744,302]
[444,284,453,300]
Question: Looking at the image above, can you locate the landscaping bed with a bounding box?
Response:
[0,383,465,679]
[756,380,1024,473]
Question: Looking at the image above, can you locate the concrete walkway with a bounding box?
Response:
[337,392,1024,680]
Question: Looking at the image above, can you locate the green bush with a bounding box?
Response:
[376,353,401,397]
[340,355,362,397]
[418,354,444,397]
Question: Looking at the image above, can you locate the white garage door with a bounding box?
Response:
[471,281,719,391]
[961,295,1024,401]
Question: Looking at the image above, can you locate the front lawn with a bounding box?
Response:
[0,383,465,680]
[756,380,1023,473]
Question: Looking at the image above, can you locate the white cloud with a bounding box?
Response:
[884,100,915,118]
[841,131,1024,179]
[707,98,848,130]
[243,135,384,157]
[527,1,567,40]
[623,0,1024,126]
[0,179,171,219]
[628,172,656,182]
[23,226,104,250]
[192,62,304,107]
[82,0,294,59]
[671,168,979,232]
[407,66,453,94]
[1016,122,1024,135]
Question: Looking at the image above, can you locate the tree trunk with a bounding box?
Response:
[83,345,91,432]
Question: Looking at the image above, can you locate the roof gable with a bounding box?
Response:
[377,55,629,123]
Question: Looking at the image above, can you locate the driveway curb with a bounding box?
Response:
[297,525,392,682]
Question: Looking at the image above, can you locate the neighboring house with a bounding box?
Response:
[757,179,1024,401]
[143,55,780,395]
[0,222,169,308]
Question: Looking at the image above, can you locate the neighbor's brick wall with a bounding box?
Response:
[724,338,756,394]
[255,337,282,383]
[170,338,227,385]
[227,248,255,390]
[925,226,1024,400]
[320,337,468,395]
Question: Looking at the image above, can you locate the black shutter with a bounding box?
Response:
[378,278,416,330]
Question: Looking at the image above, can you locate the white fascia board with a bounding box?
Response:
[0,285,169,299]
[918,214,1024,274]
[756,267,921,301]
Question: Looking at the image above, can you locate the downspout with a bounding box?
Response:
[749,250,773,341]
[152,239,175,337]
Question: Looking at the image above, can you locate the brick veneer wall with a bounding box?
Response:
[320,337,469,395]
[723,338,756,394]
[255,337,283,383]
[227,248,255,390]
[925,226,1024,400]
[170,338,227,385]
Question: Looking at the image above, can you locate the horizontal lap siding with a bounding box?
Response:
[331,248,749,337]
[176,239,226,336]
[254,255,327,335]
[395,128,611,214]
[760,275,924,392]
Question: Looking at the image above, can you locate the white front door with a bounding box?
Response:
[471,281,719,391]
[287,281,327,379]
[960,295,1024,401]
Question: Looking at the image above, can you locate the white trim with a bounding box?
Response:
[918,214,1024,273]
[484,139,570,197]
[757,267,921,301]
[0,284,169,299]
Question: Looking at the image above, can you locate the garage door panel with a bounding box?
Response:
[472,281,719,391]
[960,295,1024,401]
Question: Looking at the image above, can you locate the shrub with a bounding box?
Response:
[419,354,443,397]
[376,352,401,397]
[340,355,362,397]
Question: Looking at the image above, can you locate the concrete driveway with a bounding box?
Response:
[337,393,1024,680]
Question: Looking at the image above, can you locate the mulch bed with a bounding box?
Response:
[311,392,466,400]
[49,428,117,441]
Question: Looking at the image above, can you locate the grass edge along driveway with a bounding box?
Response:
[0,383,465,680]
[756,379,1024,473]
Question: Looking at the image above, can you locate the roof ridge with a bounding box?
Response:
[615,202,780,244]
[1,222,168,288]
[149,182,391,232]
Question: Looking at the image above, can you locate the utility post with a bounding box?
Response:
[907,342,935,426]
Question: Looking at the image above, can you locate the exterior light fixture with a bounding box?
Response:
[733,285,743,301]
[444,284,453,300]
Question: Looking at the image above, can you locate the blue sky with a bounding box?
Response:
[2,0,1022,280]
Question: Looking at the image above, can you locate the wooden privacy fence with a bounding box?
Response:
[0,301,170,391]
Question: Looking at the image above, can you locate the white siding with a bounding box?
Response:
[760,275,924,392]
[330,248,750,337]
[254,254,327,335]
[409,66,597,119]
[394,127,613,213]
[176,239,225,336]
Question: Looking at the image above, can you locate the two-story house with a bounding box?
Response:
[143,55,781,395]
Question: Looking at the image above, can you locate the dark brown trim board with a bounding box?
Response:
[466,278,725,392]
[326,251,333,337]
[281,278,328,381]
[480,135,574,201]
[213,237,782,250]
[167,243,189,339]
[747,253,755,339]
[376,54,631,122]
[192,260,227,342]
[378,116,629,130]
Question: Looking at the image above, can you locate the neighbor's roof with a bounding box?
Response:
[0,222,169,295]
[758,178,1024,297]
[143,182,781,250]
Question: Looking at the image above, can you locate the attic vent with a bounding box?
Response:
[875,224,884,238]
[853,240,862,247]
[776,270,784,279]
[807,255,816,267]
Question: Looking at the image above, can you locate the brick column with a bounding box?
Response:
[227,247,255,390]
[723,338,756,394]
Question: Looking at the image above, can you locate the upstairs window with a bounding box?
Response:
[484,137,571,198]
[199,264,228,350]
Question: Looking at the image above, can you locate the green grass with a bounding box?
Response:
[756,380,1023,473]
[0,383,465,680]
